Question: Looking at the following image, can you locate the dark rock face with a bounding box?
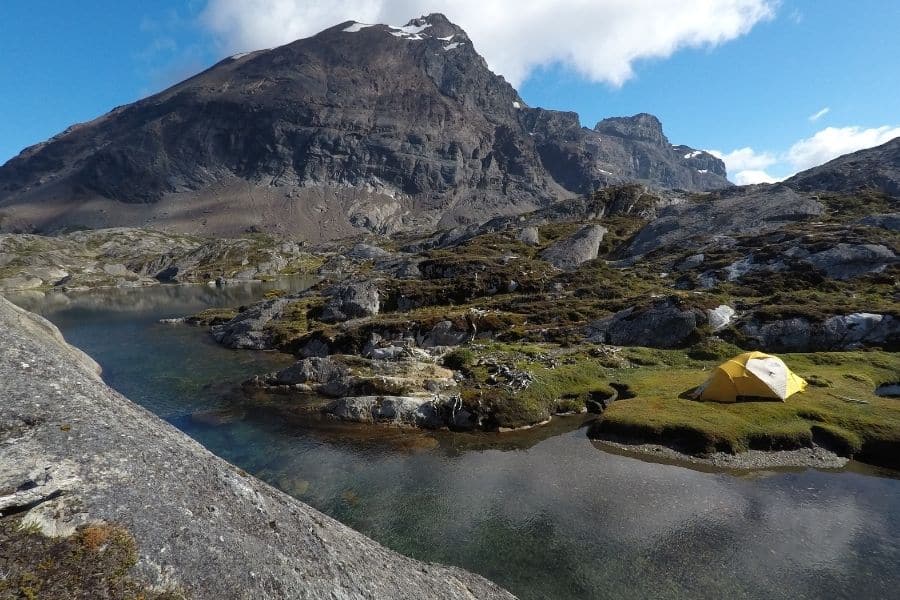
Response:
[585,298,705,348]
[0,14,728,238]
[738,313,900,352]
[785,137,900,196]
[521,110,730,197]
[858,213,900,231]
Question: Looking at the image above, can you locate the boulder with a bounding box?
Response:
[274,357,351,397]
[420,320,471,348]
[540,224,607,270]
[320,281,380,322]
[325,396,445,429]
[518,226,540,246]
[585,297,704,348]
[211,297,290,349]
[676,253,705,271]
[706,305,736,332]
[347,243,393,260]
[804,243,897,280]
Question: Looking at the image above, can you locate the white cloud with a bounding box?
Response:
[708,147,781,185]
[785,125,900,172]
[712,125,900,184]
[808,106,830,122]
[708,147,777,172]
[199,0,776,86]
[732,169,780,185]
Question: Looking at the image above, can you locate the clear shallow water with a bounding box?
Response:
[8,283,900,600]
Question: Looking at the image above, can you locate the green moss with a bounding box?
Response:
[443,348,476,370]
[186,307,239,326]
[0,518,187,599]
[592,350,900,466]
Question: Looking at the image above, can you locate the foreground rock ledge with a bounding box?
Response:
[0,296,515,600]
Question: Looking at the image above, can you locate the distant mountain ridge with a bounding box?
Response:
[784,137,900,197]
[0,14,729,239]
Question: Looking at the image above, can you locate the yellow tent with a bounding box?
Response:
[693,351,807,402]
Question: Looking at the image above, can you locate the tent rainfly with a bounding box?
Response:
[693,351,808,403]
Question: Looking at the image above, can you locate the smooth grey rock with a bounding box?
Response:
[804,243,897,280]
[348,243,393,260]
[541,224,607,270]
[785,137,900,196]
[586,298,703,348]
[518,226,540,246]
[0,296,515,600]
[625,186,823,256]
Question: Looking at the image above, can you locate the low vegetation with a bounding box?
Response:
[591,349,900,467]
[0,517,186,599]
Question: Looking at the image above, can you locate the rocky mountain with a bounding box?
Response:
[785,136,900,197]
[0,14,728,240]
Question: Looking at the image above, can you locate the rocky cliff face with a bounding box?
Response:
[0,14,728,239]
[0,295,516,599]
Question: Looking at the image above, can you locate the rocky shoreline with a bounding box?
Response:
[0,296,516,599]
[593,438,850,471]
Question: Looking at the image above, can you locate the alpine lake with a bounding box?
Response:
[8,279,900,600]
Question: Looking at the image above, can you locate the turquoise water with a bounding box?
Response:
[9,283,900,600]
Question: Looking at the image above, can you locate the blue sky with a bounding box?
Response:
[1,1,898,183]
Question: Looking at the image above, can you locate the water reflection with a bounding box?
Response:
[8,282,900,600]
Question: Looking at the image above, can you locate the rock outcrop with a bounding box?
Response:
[737,312,900,352]
[624,185,823,256]
[0,227,315,291]
[0,296,516,599]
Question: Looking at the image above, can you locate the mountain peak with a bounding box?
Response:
[338,13,469,42]
[594,113,668,147]
[0,16,731,238]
